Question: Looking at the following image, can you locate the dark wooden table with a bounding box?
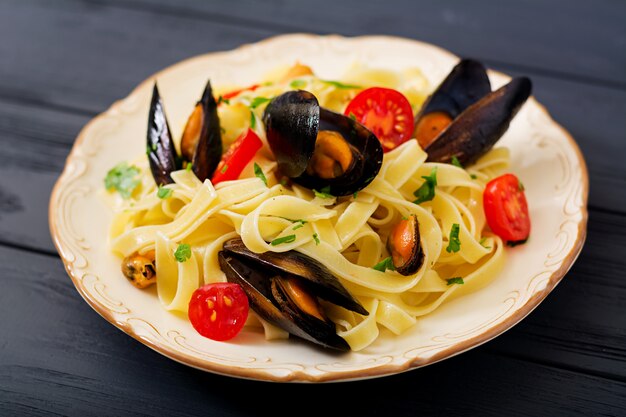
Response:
[1,0,625,415]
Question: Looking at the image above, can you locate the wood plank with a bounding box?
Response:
[0,246,624,416]
[69,0,626,86]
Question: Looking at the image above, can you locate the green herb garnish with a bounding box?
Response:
[446,223,461,253]
[312,233,320,245]
[446,277,464,286]
[254,163,268,186]
[470,174,477,180]
[217,95,230,105]
[479,237,491,249]
[104,162,141,199]
[349,112,357,121]
[279,177,288,187]
[313,186,334,199]
[289,79,307,88]
[320,79,361,89]
[220,164,228,174]
[250,96,273,109]
[271,235,296,246]
[249,111,256,129]
[186,162,193,172]
[413,167,438,204]
[451,156,463,168]
[157,186,173,199]
[519,181,525,191]
[174,243,192,263]
[292,223,305,230]
[372,257,396,272]
[353,192,358,199]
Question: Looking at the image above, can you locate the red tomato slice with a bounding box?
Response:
[188,283,249,341]
[221,84,260,101]
[211,128,263,184]
[483,173,531,242]
[344,87,414,152]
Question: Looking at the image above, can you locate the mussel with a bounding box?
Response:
[147,81,222,185]
[147,84,178,185]
[263,90,383,196]
[387,214,424,276]
[414,59,532,165]
[219,238,368,350]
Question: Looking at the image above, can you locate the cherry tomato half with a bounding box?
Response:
[483,173,531,242]
[188,283,249,341]
[211,128,263,184]
[344,87,414,152]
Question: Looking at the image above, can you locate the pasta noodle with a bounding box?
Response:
[107,64,509,351]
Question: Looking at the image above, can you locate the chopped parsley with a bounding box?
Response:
[313,186,334,199]
[372,257,396,272]
[353,191,358,199]
[451,156,463,169]
[413,167,438,204]
[157,186,173,199]
[479,237,491,249]
[250,96,273,109]
[186,162,193,172]
[446,277,464,285]
[217,95,230,105]
[446,223,461,253]
[174,243,192,263]
[104,162,141,199]
[518,181,525,191]
[320,79,361,89]
[349,112,357,121]
[289,79,307,88]
[253,163,267,186]
[470,174,478,179]
[292,223,305,230]
[220,164,228,174]
[249,111,256,129]
[312,233,320,245]
[271,234,296,246]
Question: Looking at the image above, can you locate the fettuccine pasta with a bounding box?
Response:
[107,63,510,351]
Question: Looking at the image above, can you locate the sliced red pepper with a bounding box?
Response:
[211,128,263,184]
[220,84,261,102]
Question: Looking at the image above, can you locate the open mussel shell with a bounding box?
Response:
[415,59,491,124]
[295,108,383,196]
[263,90,383,196]
[223,238,367,315]
[263,90,319,178]
[425,77,532,165]
[218,252,350,351]
[180,81,223,182]
[387,214,424,276]
[147,84,178,185]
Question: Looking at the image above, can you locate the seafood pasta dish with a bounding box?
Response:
[104,60,532,351]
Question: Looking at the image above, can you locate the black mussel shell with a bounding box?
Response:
[294,108,383,197]
[425,77,532,165]
[263,90,383,197]
[219,252,350,351]
[263,90,319,178]
[415,59,491,124]
[185,81,223,182]
[223,238,368,315]
[387,214,424,276]
[147,84,178,185]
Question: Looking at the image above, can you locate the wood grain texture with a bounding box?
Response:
[0,247,625,417]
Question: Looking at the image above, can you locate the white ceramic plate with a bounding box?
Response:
[49,34,588,382]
